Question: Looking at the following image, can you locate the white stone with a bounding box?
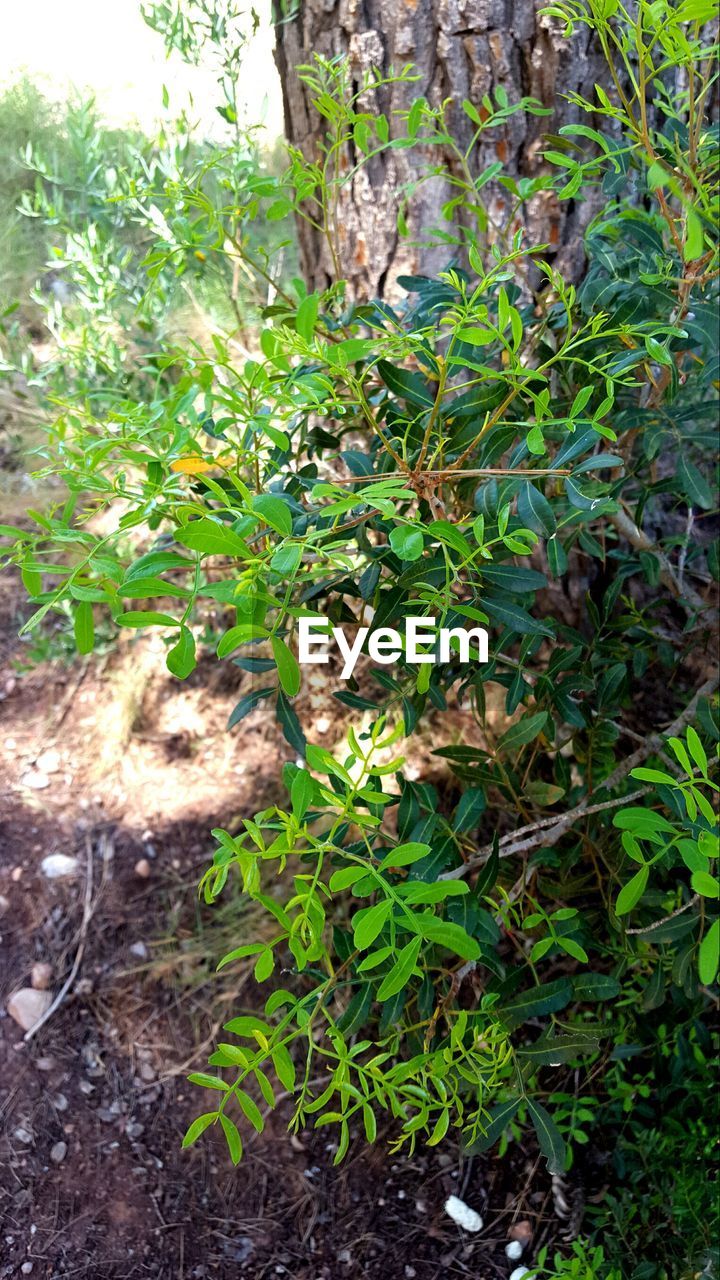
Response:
[7,988,53,1032]
[129,942,149,960]
[35,749,61,774]
[21,770,50,790]
[134,859,151,879]
[506,1241,524,1261]
[509,1269,530,1280]
[41,853,79,879]
[50,1141,67,1164]
[444,1195,483,1232]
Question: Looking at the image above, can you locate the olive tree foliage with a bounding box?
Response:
[2,0,718,1173]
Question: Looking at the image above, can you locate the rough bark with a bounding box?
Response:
[272,0,608,299]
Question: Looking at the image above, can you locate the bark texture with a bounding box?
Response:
[273,0,607,299]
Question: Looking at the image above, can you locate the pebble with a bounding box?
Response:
[50,1141,67,1164]
[21,1264,33,1276]
[443,1195,483,1232]
[126,1121,145,1140]
[138,1060,156,1083]
[31,962,53,991]
[0,894,9,916]
[41,853,79,879]
[21,769,50,790]
[134,859,151,879]
[52,1092,68,1113]
[35,1056,56,1072]
[506,1241,524,1261]
[509,1269,530,1280]
[7,988,53,1032]
[35,748,61,774]
[129,942,149,961]
[14,1125,34,1145]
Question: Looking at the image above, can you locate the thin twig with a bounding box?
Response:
[24,834,98,1042]
[625,893,701,935]
[442,675,719,880]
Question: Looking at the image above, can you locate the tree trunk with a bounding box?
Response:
[272,0,607,300]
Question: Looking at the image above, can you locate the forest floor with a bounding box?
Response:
[0,563,582,1280]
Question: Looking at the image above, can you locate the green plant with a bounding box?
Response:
[2,1,717,1246]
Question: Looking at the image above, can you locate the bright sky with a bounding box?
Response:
[1,0,284,139]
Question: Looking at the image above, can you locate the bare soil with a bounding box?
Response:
[0,577,572,1280]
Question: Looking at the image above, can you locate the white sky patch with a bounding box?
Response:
[1,0,283,139]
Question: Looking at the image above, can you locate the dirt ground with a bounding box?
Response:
[0,569,581,1280]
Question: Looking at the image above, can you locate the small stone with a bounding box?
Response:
[35,1056,56,1072]
[21,1264,34,1275]
[506,1241,524,1261]
[509,1269,530,1280]
[125,1121,144,1139]
[0,894,9,916]
[14,1125,33,1145]
[21,769,50,790]
[134,859,151,879]
[31,962,53,990]
[41,853,79,879]
[78,1079,95,1096]
[7,988,53,1032]
[509,1220,533,1245]
[35,749,61,774]
[138,1060,156,1083]
[129,942,149,961]
[50,1141,67,1164]
[52,1092,68,1113]
[444,1195,483,1232]
[11,866,23,882]
[74,978,93,997]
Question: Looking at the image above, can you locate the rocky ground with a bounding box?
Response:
[0,574,575,1279]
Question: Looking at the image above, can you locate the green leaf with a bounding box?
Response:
[677,456,713,510]
[417,916,480,961]
[217,624,269,658]
[389,525,425,561]
[181,1111,217,1149]
[227,687,274,728]
[486,598,554,637]
[353,899,392,950]
[166,625,196,679]
[498,711,548,751]
[270,543,303,575]
[570,972,621,1001]
[691,871,719,900]
[272,1045,296,1091]
[616,866,649,916]
[518,1030,600,1065]
[236,1089,264,1133]
[377,935,422,1000]
[498,977,573,1030]
[271,635,301,697]
[73,601,95,655]
[219,1113,243,1165]
[296,292,319,341]
[698,919,719,985]
[118,611,180,629]
[517,483,556,538]
[277,690,306,755]
[464,1097,521,1153]
[290,768,314,819]
[527,1099,566,1174]
[176,518,251,557]
[686,727,708,776]
[377,842,432,871]
[377,359,434,407]
[684,207,705,261]
[453,788,486,833]
[119,576,190,600]
[253,494,293,535]
[187,1072,229,1093]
